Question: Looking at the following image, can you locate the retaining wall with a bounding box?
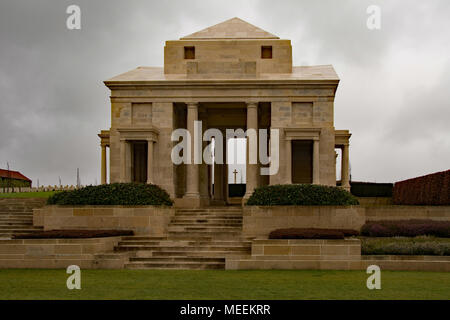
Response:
[34,206,175,235]
[242,206,365,238]
[0,237,128,269]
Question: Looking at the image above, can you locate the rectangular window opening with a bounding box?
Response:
[184,46,195,59]
[261,46,272,59]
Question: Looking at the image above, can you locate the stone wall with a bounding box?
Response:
[226,239,450,271]
[226,239,362,270]
[0,237,127,269]
[365,205,450,221]
[242,206,365,238]
[34,206,175,236]
[242,205,450,239]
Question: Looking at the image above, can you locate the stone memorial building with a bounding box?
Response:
[99,18,351,207]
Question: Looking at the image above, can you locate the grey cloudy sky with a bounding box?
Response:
[0,0,449,186]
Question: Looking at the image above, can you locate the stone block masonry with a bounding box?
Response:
[34,206,175,236]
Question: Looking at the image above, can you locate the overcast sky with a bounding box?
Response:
[0,0,449,186]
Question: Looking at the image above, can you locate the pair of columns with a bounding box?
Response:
[119,139,155,184]
[184,102,259,200]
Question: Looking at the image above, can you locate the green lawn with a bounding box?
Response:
[0,269,448,300]
[0,191,56,198]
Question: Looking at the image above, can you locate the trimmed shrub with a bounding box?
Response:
[350,181,393,197]
[360,220,450,238]
[269,228,359,239]
[246,184,359,206]
[47,183,173,206]
[13,229,133,239]
[392,169,450,205]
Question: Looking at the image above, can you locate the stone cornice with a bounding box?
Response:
[104,79,339,90]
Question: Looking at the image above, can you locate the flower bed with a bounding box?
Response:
[361,236,450,256]
[269,228,359,240]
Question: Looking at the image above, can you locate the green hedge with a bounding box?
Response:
[246,184,359,206]
[47,183,173,206]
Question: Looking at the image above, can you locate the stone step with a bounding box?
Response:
[0,225,38,230]
[171,217,242,222]
[130,256,225,263]
[0,212,33,216]
[0,222,33,227]
[168,231,242,239]
[169,225,241,230]
[0,217,32,221]
[116,245,249,252]
[120,240,250,246]
[176,208,242,212]
[125,261,225,270]
[121,236,168,241]
[151,250,250,258]
[170,223,242,227]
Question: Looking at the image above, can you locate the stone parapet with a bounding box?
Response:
[0,237,128,269]
[226,239,450,272]
[365,205,450,221]
[33,205,175,236]
[242,206,365,238]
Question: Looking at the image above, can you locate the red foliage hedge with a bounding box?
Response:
[392,169,450,205]
[269,228,359,239]
[13,230,134,239]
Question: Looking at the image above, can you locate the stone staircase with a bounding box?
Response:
[115,207,251,269]
[0,198,46,238]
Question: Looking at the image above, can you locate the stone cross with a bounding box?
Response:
[233,169,238,184]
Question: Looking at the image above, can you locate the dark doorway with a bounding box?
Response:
[292,140,313,184]
[132,141,148,183]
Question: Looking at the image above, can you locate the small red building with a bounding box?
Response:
[0,169,32,189]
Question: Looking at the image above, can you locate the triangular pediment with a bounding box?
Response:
[181,17,279,40]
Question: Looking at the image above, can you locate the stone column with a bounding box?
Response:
[213,161,223,201]
[285,139,292,184]
[341,144,350,190]
[101,144,107,184]
[312,139,320,184]
[244,102,258,199]
[120,140,126,182]
[146,140,154,184]
[184,102,200,198]
[198,108,210,202]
